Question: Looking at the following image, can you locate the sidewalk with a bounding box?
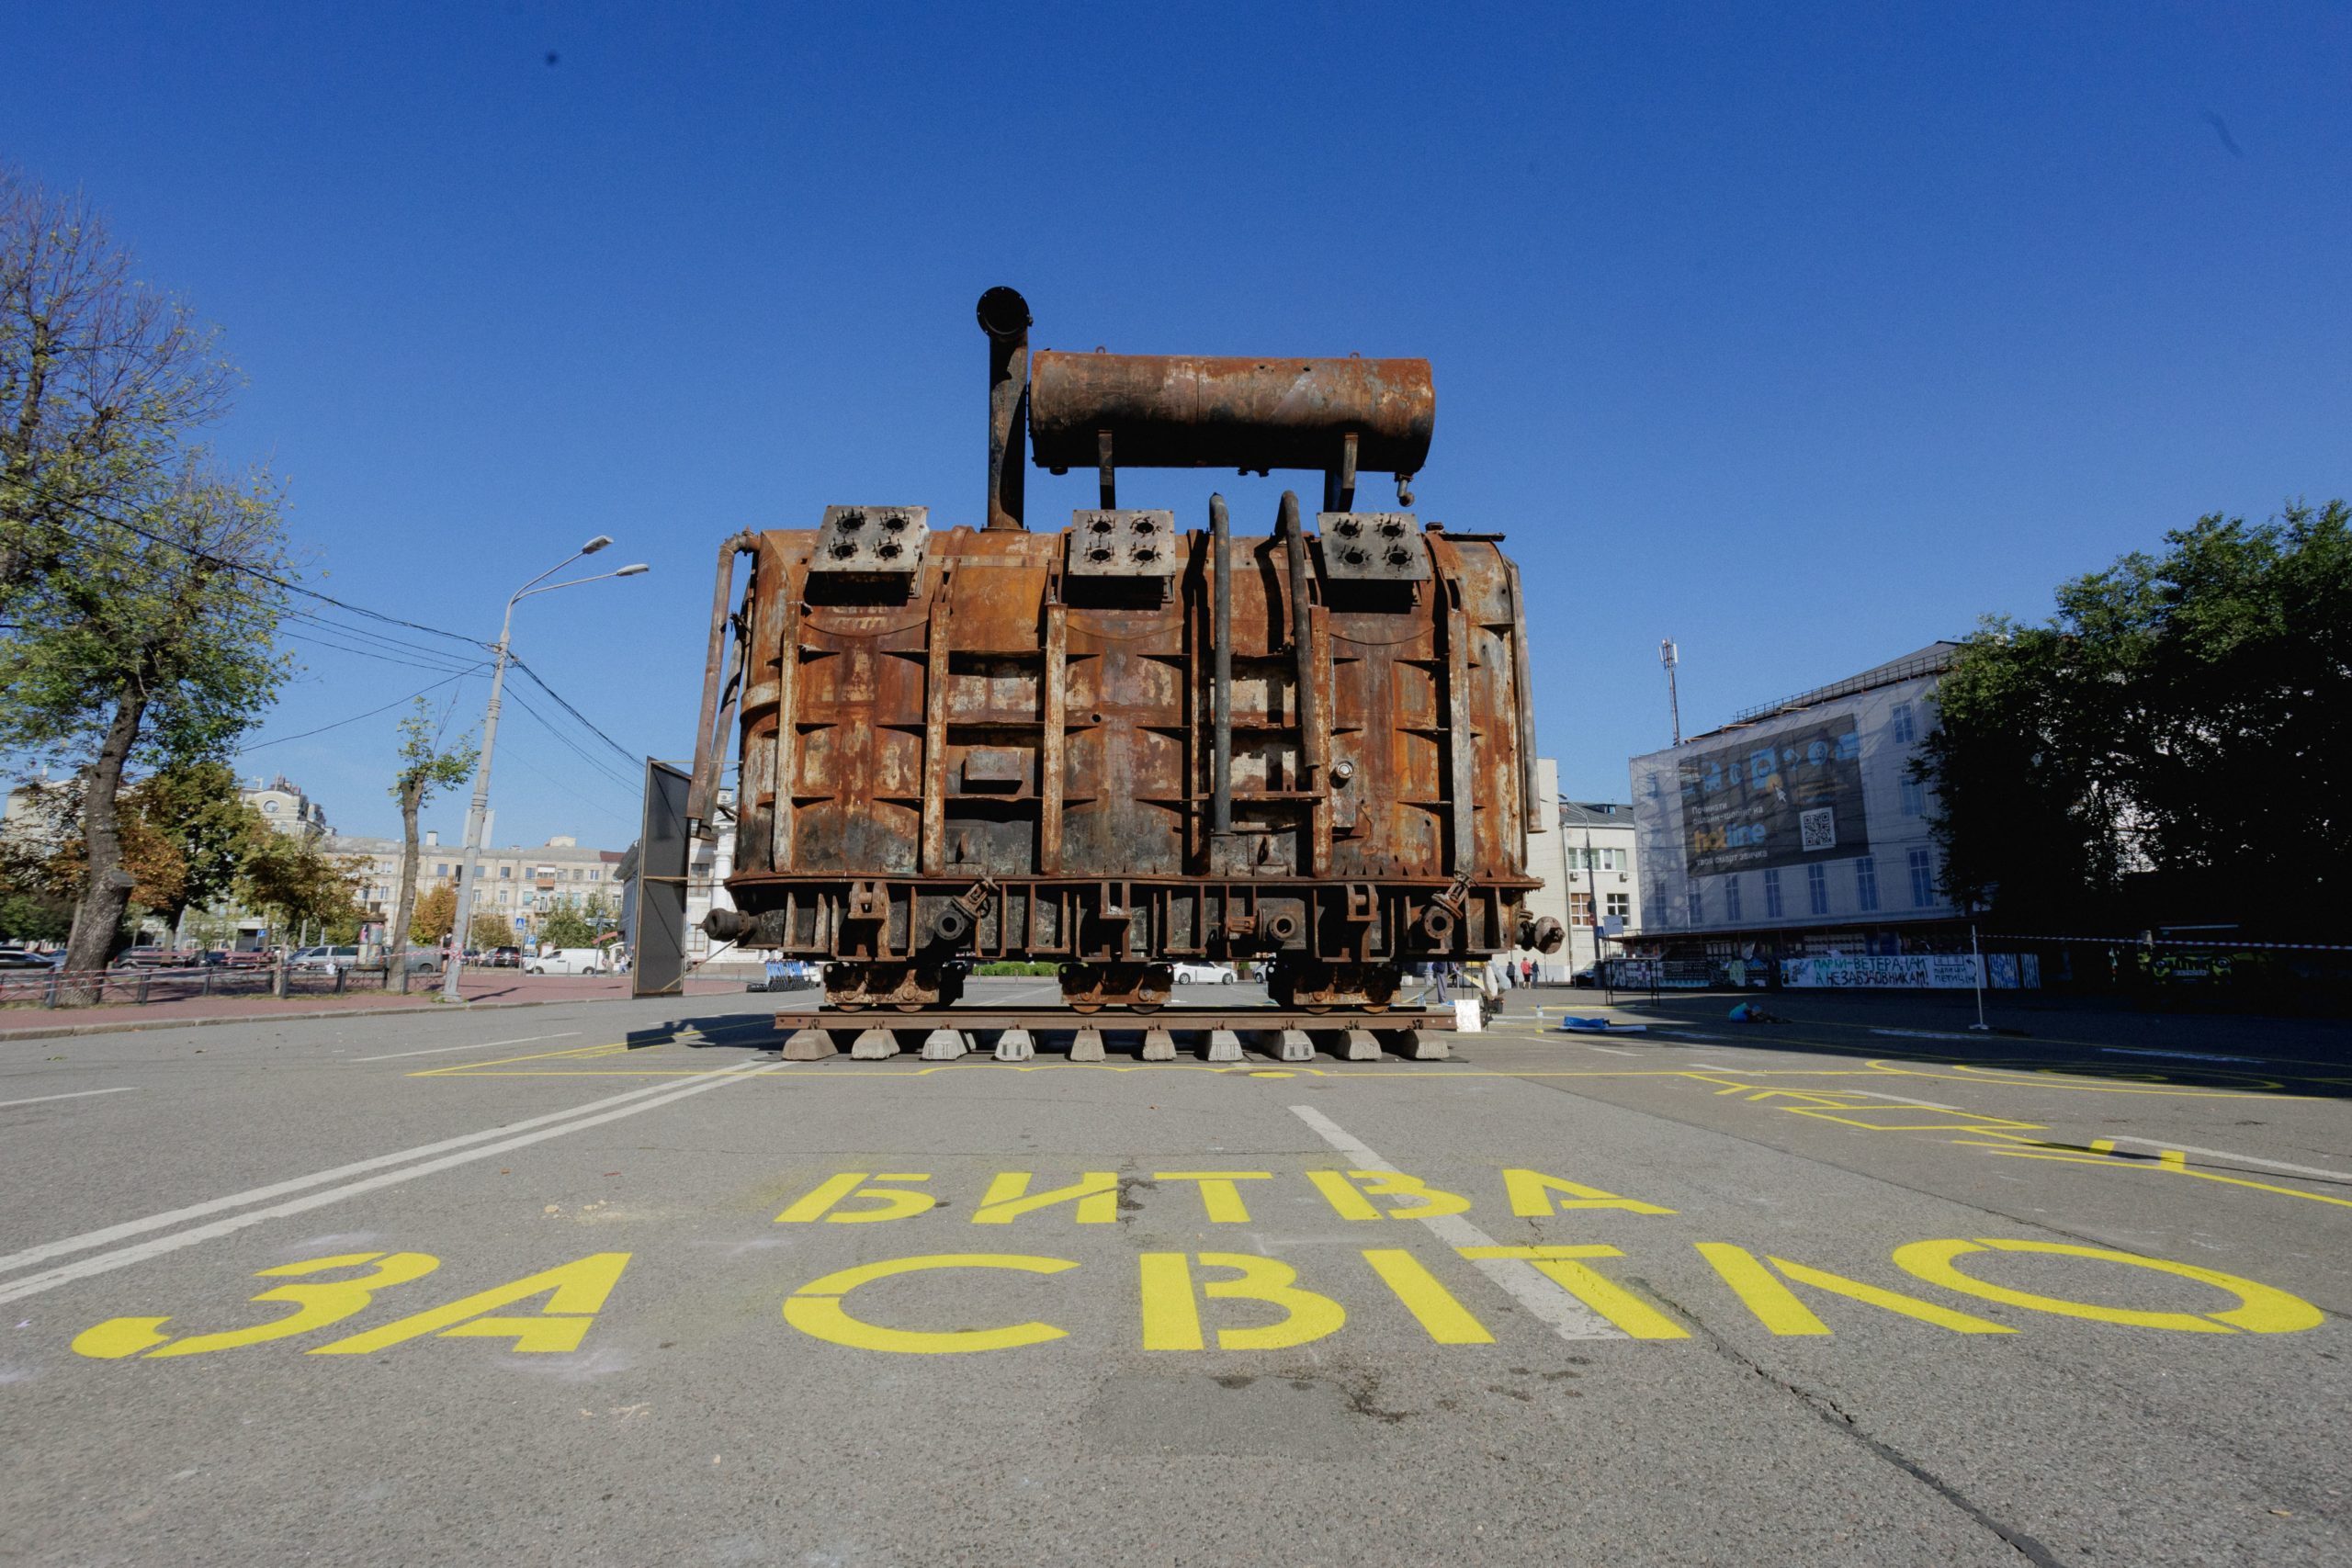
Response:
[0,972,748,1042]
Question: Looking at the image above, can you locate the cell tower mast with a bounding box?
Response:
[1660,638,1682,746]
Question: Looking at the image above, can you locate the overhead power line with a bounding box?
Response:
[504,655,645,769]
[238,671,477,754]
[30,499,494,650]
[503,687,641,796]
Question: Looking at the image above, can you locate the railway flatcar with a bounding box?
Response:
[688,289,1561,1014]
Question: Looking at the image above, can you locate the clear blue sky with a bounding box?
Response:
[10,2,2347,845]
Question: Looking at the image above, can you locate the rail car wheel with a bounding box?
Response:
[890,1000,929,1014]
[1126,1000,1163,1015]
[1069,999,1105,1015]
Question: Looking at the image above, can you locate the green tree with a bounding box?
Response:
[1,163,236,605]
[537,899,598,950]
[234,816,365,946]
[119,760,251,938]
[1919,501,2351,935]
[0,471,291,993]
[469,911,513,952]
[385,698,477,959]
[411,882,458,944]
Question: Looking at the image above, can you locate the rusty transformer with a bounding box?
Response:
[687,288,1562,1014]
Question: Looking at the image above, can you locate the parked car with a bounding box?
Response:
[200,949,272,969]
[489,946,523,968]
[111,946,197,970]
[754,958,820,992]
[1170,961,1238,984]
[396,951,444,974]
[524,948,605,976]
[0,948,62,970]
[290,945,361,974]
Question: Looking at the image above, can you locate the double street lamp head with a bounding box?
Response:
[582,535,614,556]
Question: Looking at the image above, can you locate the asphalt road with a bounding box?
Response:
[4,978,2346,1566]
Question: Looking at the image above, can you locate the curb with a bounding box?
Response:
[0,988,743,1044]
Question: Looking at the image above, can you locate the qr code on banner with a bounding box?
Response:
[1800,807,1837,851]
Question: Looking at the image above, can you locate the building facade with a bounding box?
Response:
[242,775,329,838]
[326,830,626,945]
[1516,759,1642,980]
[1627,644,1962,962]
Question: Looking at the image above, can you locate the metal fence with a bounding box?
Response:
[0,957,435,1010]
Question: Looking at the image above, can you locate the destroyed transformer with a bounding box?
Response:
[687,288,1563,1014]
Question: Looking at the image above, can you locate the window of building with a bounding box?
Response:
[1686,886,1702,925]
[1908,848,1937,907]
[1723,875,1742,922]
[498,888,510,905]
[590,870,601,883]
[500,864,512,879]
[1899,778,1925,817]
[1763,868,1783,919]
[1569,892,1594,927]
[1891,703,1916,745]
[1856,855,1879,911]
[1605,892,1629,921]
[1806,863,1828,915]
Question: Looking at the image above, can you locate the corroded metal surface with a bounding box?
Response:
[1030,352,1434,476]
[697,291,1540,975]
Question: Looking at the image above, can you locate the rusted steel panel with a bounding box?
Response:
[1030,353,1434,476]
[707,291,1543,975]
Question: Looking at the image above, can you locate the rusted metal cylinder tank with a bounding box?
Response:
[1029,352,1435,476]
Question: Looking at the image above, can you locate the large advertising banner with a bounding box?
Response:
[1679,718,1868,875]
[1781,955,1987,989]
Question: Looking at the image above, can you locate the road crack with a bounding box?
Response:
[1634,1275,2068,1568]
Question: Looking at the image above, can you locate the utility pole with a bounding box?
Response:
[1585,821,1609,987]
[440,538,649,1002]
[441,616,514,1001]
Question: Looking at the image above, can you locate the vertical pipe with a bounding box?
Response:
[688,531,758,830]
[1278,491,1325,791]
[1210,493,1234,852]
[1504,557,1542,835]
[978,288,1031,531]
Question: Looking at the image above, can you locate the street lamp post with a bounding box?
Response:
[439,538,649,1002]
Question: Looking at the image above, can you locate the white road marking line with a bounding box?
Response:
[0,1068,751,1281]
[1842,1089,1967,1111]
[1871,1028,1982,1042]
[1588,1045,1638,1056]
[0,1086,140,1111]
[0,1061,785,1305]
[1287,1104,1624,1340]
[2106,1135,2352,1183]
[2098,1047,2262,1065]
[353,1032,583,1062]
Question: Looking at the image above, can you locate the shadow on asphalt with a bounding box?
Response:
[1592,988,2352,1100]
[619,989,816,1052]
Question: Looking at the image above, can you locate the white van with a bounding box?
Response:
[524,948,605,976]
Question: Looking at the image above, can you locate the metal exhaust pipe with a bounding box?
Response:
[978,287,1031,531]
